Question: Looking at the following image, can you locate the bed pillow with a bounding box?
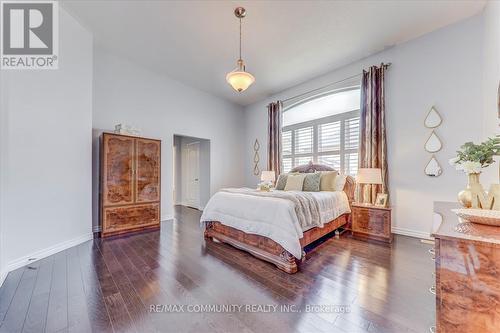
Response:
[302,173,321,192]
[275,174,288,190]
[275,173,298,190]
[319,171,337,191]
[334,174,348,191]
[284,174,306,191]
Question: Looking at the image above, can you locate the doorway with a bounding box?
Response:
[173,135,210,210]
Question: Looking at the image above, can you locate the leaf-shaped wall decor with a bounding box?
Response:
[424,155,443,177]
[424,106,442,128]
[424,131,442,153]
[253,139,260,176]
[253,164,260,176]
[254,139,260,151]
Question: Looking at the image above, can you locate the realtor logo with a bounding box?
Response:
[1,1,58,69]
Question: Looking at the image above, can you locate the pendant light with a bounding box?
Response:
[226,7,255,92]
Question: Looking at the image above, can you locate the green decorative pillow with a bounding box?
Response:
[303,173,321,192]
[275,174,288,190]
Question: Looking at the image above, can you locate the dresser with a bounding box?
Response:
[351,203,392,243]
[432,202,500,332]
[100,133,161,237]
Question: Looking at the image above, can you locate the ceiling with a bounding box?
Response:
[63,0,486,106]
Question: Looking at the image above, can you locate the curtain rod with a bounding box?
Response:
[281,62,391,104]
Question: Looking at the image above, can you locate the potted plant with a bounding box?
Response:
[449,136,500,207]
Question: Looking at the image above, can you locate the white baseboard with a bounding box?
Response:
[0,232,93,288]
[392,227,432,240]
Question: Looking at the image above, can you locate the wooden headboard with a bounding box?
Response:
[290,162,356,202]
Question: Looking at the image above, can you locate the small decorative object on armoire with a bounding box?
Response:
[356,168,383,205]
[114,123,141,136]
[100,133,161,237]
[449,137,499,209]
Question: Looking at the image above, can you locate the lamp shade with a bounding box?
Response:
[260,170,276,182]
[356,168,383,184]
[226,70,255,92]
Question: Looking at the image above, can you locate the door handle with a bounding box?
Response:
[195,178,199,181]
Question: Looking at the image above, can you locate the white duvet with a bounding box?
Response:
[200,189,351,259]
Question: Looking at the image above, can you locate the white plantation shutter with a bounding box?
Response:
[294,126,313,154]
[318,121,341,152]
[282,131,292,156]
[345,117,359,150]
[282,158,292,173]
[318,154,341,170]
[282,88,361,176]
[295,156,313,166]
[345,152,359,176]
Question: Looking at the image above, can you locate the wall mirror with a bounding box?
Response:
[425,155,443,177]
[424,106,442,128]
[424,131,442,153]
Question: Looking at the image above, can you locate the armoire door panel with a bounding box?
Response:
[135,138,161,203]
[103,203,160,234]
[102,134,135,206]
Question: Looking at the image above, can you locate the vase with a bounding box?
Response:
[458,173,482,208]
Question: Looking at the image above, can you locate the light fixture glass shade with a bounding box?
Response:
[226,70,255,92]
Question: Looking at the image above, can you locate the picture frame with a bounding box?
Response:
[375,193,388,207]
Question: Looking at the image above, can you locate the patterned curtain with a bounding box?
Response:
[267,101,283,178]
[359,64,389,203]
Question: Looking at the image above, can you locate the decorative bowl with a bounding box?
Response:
[452,209,500,226]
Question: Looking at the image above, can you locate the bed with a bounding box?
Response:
[201,164,355,273]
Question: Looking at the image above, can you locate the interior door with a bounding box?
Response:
[102,134,135,206]
[135,138,161,203]
[186,142,200,208]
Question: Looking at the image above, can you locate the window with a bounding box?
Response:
[282,88,360,176]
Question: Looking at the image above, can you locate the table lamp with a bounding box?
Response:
[259,170,276,191]
[357,168,383,205]
[261,170,276,183]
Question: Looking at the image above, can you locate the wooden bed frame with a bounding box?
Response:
[204,164,356,274]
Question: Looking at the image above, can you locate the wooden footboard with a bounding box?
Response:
[204,214,348,274]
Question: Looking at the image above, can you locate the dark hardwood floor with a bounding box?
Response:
[0,206,435,333]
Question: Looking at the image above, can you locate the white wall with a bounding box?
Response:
[92,48,245,229]
[0,7,93,282]
[244,15,485,238]
[481,1,500,185]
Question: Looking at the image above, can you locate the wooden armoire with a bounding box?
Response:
[100,133,161,237]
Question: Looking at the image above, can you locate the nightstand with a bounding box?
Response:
[351,203,393,243]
